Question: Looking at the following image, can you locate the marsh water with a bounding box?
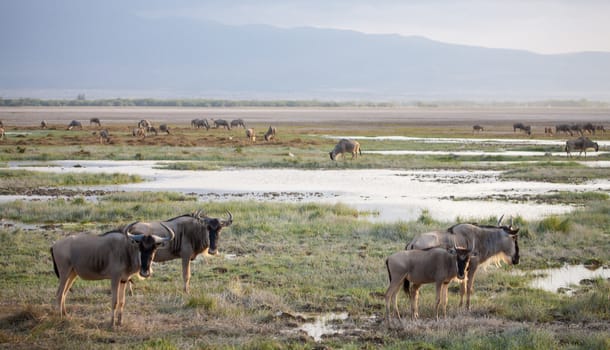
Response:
[6,159,610,222]
[529,265,610,294]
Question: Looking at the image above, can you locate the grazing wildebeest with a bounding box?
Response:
[246,128,255,142]
[67,120,82,130]
[90,118,101,127]
[595,125,606,133]
[132,127,146,138]
[99,129,110,144]
[329,139,361,160]
[264,126,277,141]
[570,124,583,136]
[123,210,233,293]
[230,119,246,129]
[385,245,473,322]
[582,123,595,135]
[212,119,231,130]
[50,223,175,327]
[565,136,599,158]
[512,123,531,135]
[544,127,553,136]
[159,124,170,134]
[41,120,48,129]
[555,124,573,136]
[405,217,519,310]
[138,119,153,129]
[472,125,484,133]
[191,118,210,130]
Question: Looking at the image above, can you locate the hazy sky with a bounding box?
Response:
[3,0,610,54]
[134,0,610,54]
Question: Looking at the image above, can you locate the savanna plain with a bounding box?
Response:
[0,106,609,349]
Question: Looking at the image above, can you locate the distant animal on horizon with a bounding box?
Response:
[513,123,531,135]
[41,120,48,129]
[472,125,484,133]
[264,126,277,141]
[329,139,361,161]
[230,119,246,129]
[212,119,231,130]
[89,118,101,127]
[191,118,210,130]
[99,129,110,144]
[544,127,553,136]
[159,124,170,135]
[555,124,573,136]
[0,126,4,140]
[66,120,82,130]
[565,136,599,158]
[246,128,255,142]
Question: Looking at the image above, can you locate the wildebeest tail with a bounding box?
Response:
[50,247,59,278]
[385,258,391,282]
[359,146,362,156]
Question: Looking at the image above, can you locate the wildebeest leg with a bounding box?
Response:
[181,254,192,293]
[384,274,406,322]
[410,284,421,320]
[110,277,120,327]
[57,270,78,317]
[441,282,449,319]
[435,282,446,321]
[116,280,128,326]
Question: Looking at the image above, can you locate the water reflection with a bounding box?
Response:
[299,312,348,342]
[530,264,610,294]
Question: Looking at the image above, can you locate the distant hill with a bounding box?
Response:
[2,5,610,100]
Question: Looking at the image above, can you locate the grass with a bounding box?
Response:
[0,196,609,348]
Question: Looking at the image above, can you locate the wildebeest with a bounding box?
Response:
[570,124,583,136]
[212,119,231,130]
[565,136,599,158]
[132,127,146,138]
[555,124,573,136]
[191,118,210,130]
[90,118,101,127]
[329,139,361,160]
[582,122,595,135]
[0,126,4,140]
[159,124,170,135]
[405,217,519,310]
[472,125,484,133]
[41,120,48,129]
[544,127,553,136]
[123,210,233,293]
[385,245,473,322]
[99,129,110,144]
[138,119,153,129]
[513,123,531,135]
[50,223,175,327]
[67,120,82,130]
[246,128,255,142]
[264,126,277,141]
[230,119,246,129]
[595,125,606,133]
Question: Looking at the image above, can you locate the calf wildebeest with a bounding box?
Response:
[89,118,101,127]
[555,124,573,136]
[159,124,170,134]
[405,217,519,310]
[50,223,175,327]
[123,210,233,293]
[472,125,484,133]
[230,118,246,129]
[99,129,110,144]
[191,118,210,130]
[212,119,231,130]
[264,126,277,141]
[41,120,48,129]
[385,245,473,322]
[246,128,255,142]
[565,136,599,158]
[329,139,361,160]
[67,120,82,130]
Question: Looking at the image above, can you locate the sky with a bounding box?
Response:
[132,0,610,54]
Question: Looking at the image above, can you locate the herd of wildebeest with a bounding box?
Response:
[0,115,604,328]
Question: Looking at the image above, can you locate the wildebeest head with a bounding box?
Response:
[497,216,520,265]
[127,223,174,277]
[195,210,233,255]
[449,241,475,279]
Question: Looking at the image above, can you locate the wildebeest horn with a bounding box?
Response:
[224,210,233,226]
[156,222,175,243]
[497,215,504,227]
[123,221,139,234]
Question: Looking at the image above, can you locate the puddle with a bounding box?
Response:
[366,150,608,158]
[6,160,610,222]
[298,312,348,342]
[529,264,610,294]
